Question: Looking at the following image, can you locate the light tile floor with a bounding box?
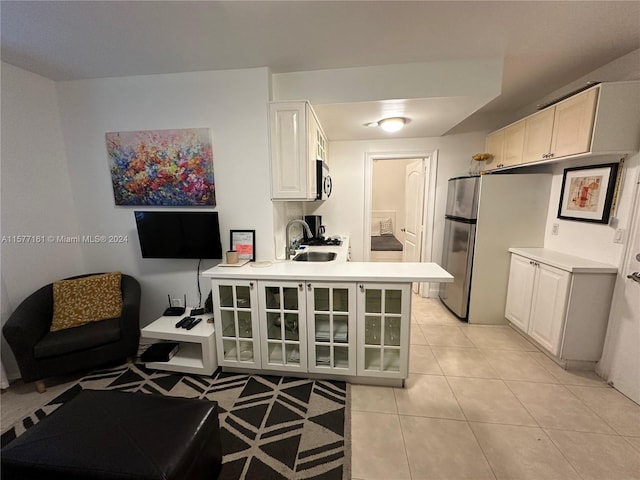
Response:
[2,296,639,480]
[351,295,640,480]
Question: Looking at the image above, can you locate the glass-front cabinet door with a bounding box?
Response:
[212,280,261,369]
[306,282,357,375]
[257,281,307,373]
[357,283,411,378]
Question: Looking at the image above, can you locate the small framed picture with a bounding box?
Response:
[230,230,255,261]
[557,163,619,224]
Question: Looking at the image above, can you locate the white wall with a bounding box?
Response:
[502,154,638,268]
[51,67,272,326]
[307,132,486,262]
[525,153,639,268]
[1,63,85,379]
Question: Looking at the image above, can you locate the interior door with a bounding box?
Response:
[403,160,425,293]
[601,188,640,403]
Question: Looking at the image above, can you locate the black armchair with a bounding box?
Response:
[2,273,141,392]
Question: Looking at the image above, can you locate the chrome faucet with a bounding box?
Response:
[285,219,313,258]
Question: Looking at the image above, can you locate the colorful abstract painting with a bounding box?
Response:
[567,175,602,212]
[557,163,619,224]
[106,128,215,206]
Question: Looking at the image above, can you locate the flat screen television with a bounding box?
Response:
[134,211,223,259]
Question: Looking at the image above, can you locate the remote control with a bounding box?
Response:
[180,317,195,328]
[185,318,202,330]
[175,316,192,328]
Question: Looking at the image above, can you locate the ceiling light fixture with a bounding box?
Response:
[379,117,406,132]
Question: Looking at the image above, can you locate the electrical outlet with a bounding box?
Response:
[552,223,559,235]
[171,298,183,308]
[613,228,625,244]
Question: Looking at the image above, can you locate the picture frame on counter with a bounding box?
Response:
[230,230,255,261]
[557,163,618,224]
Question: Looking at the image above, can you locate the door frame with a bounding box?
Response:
[363,150,438,296]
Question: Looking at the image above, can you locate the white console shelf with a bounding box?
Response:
[140,310,218,375]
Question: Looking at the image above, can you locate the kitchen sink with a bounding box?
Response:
[292,251,337,262]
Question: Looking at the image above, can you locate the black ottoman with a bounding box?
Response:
[1,389,222,480]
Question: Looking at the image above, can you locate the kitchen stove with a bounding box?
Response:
[301,237,343,247]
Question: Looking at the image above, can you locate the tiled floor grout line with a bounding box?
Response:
[455,324,592,480]
[439,367,500,480]
[356,296,640,479]
[495,361,630,480]
[389,372,414,480]
[538,426,588,480]
[622,435,640,452]
[519,347,629,438]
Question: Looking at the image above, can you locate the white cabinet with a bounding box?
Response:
[213,280,261,369]
[269,101,328,201]
[485,81,640,170]
[484,129,504,168]
[522,107,558,163]
[356,283,411,379]
[141,311,217,376]
[258,281,308,373]
[527,263,570,354]
[505,249,617,366]
[485,120,525,169]
[504,254,537,332]
[550,88,599,158]
[211,276,413,380]
[505,258,571,355]
[306,282,357,376]
[522,88,598,163]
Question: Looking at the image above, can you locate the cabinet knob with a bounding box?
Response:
[307,283,312,290]
[298,283,303,290]
[249,282,254,288]
[359,284,364,292]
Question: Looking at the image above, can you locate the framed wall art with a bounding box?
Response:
[230,230,256,261]
[106,128,215,206]
[557,163,618,224]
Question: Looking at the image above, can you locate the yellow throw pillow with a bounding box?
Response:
[50,273,123,332]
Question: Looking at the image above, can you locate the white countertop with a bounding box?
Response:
[508,247,618,274]
[205,234,452,282]
[203,260,453,283]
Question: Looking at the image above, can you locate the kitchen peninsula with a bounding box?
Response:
[203,247,452,387]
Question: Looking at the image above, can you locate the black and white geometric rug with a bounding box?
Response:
[1,363,351,480]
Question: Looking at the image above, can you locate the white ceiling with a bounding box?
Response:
[2,1,639,139]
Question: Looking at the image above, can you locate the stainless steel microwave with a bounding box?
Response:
[316,160,332,200]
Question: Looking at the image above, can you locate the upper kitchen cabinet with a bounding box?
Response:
[485,81,640,170]
[522,87,598,163]
[269,101,328,201]
[485,120,526,169]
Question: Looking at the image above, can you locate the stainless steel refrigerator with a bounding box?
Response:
[438,173,553,324]
[439,175,480,319]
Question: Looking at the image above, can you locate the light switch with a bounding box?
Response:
[614,229,625,244]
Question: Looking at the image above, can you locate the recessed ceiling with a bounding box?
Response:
[315,96,496,140]
[2,1,639,140]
